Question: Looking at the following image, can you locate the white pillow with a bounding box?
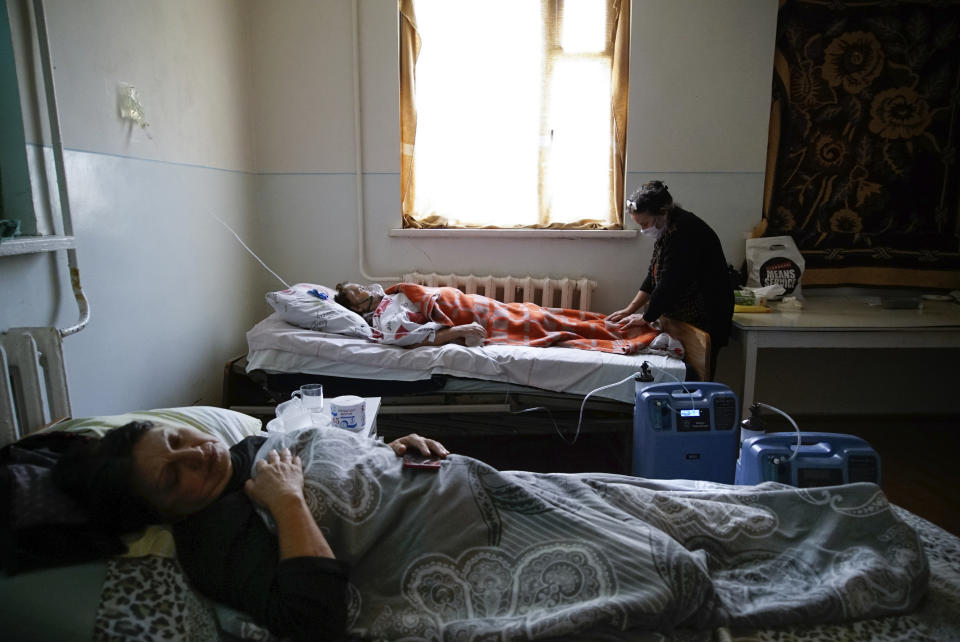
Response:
[266,283,373,339]
[45,406,263,446]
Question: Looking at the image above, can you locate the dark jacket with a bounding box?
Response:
[640,208,734,347]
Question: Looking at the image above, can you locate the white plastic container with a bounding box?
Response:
[329,395,366,431]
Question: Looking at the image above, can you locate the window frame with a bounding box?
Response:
[398,0,631,231]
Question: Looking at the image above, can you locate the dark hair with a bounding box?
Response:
[333,282,354,312]
[627,180,675,215]
[52,421,162,534]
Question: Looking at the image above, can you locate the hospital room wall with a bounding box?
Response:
[0,0,269,417]
[249,0,956,417]
[1,0,952,420]
[247,0,774,311]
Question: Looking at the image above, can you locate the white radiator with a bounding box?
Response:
[1,327,71,444]
[402,272,597,312]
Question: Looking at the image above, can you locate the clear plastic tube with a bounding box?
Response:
[754,402,802,462]
[515,361,686,445]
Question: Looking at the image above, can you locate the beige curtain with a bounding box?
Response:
[399,0,421,225]
[399,0,630,230]
[610,0,630,228]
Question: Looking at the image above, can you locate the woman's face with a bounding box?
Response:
[338,283,385,314]
[132,424,233,521]
[630,209,665,231]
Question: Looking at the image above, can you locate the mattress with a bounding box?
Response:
[245,313,688,405]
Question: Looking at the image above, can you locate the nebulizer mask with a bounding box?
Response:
[363,284,385,299]
[356,284,385,315]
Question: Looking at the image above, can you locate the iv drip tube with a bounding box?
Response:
[32,0,90,337]
[351,0,398,284]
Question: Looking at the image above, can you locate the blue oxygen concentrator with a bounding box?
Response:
[632,381,739,483]
[735,432,881,487]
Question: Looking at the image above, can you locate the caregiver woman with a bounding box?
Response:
[607,180,734,378]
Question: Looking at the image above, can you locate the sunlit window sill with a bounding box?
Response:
[389,228,637,239]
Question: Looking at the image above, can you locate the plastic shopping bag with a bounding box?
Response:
[744,236,804,299]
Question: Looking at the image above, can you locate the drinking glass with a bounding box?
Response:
[291,384,324,422]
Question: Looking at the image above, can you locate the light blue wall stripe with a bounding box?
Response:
[29,142,404,177]
[32,143,762,179]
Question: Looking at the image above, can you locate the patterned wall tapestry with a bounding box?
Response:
[762,0,960,289]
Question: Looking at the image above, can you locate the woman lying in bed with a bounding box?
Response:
[54,420,928,642]
[334,281,664,355]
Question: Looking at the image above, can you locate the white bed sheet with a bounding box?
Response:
[246,313,687,405]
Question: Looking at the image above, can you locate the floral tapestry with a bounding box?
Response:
[761,0,960,289]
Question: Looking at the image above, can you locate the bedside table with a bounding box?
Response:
[266,396,381,438]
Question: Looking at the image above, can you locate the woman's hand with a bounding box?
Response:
[388,433,449,458]
[245,447,305,512]
[608,291,650,323]
[245,447,335,560]
[616,314,654,332]
[606,307,633,323]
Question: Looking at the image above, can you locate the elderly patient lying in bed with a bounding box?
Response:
[53,420,928,641]
[333,281,665,355]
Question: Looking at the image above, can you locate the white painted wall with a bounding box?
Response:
[246,0,956,416]
[1,0,265,416]
[247,0,774,309]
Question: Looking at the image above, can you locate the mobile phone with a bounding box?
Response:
[402,452,443,470]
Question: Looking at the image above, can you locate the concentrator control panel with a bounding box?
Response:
[633,382,739,483]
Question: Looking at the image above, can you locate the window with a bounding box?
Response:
[399,0,631,230]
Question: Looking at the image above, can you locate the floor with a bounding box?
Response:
[799,415,960,538]
[379,411,960,538]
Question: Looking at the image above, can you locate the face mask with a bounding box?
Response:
[354,284,386,315]
[640,224,663,239]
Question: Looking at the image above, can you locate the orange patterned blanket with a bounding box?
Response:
[387,283,660,355]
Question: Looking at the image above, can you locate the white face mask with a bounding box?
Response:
[352,283,386,315]
[640,224,663,239]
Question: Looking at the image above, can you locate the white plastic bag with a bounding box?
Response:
[744,236,805,299]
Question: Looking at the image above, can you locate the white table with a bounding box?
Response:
[266,396,381,437]
[730,297,960,416]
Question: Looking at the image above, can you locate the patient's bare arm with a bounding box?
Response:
[410,322,486,347]
[244,448,334,560]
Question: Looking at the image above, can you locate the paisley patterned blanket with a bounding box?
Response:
[251,427,929,641]
[386,283,661,354]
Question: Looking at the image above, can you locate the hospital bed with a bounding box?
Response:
[225,280,716,471]
[2,327,960,640]
[227,322,693,470]
[225,281,711,449]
